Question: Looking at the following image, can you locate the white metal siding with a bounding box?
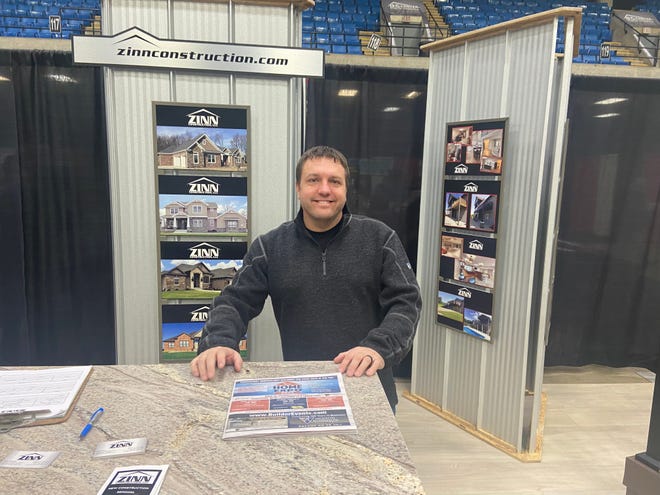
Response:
[413,15,573,451]
[104,0,303,364]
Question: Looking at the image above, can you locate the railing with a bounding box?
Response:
[368,2,451,56]
[610,10,659,67]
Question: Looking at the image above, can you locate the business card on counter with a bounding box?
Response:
[97,464,169,495]
[0,450,60,468]
[93,437,148,458]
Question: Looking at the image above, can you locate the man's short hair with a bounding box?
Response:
[296,146,350,184]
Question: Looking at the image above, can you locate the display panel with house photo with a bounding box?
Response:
[158,175,248,237]
[154,103,248,173]
[444,119,507,176]
[161,304,247,362]
[469,193,498,233]
[160,240,246,300]
[160,259,243,300]
[443,192,469,229]
[439,232,497,290]
[444,179,501,233]
[437,281,494,341]
[437,284,464,331]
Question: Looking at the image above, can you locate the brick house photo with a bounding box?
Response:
[157,133,247,171]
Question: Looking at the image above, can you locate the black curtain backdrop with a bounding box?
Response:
[0,50,115,365]
[546,76,660,372]
[306,65,427,377]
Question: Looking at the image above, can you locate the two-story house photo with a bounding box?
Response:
[157,133,248,171]
[160,200,247,234]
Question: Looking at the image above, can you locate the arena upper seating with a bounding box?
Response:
[302,0,382,54]
[0,0,101,39]
[437,0,628,64]
[0,0,647,65]
[633,0,660,18]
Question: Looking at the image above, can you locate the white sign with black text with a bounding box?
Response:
[73,27,324,78]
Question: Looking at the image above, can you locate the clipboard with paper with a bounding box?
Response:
[0,366,92,432]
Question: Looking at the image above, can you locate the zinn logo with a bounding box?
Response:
[18,453,43,461]
[110,441,133,448]
[468,240,484,251]
[187,109,220,127]
[458,288,472,298]
[453,164,468,174]
[188,177,219,194]
[114,470,157,484]
[191,306,210,322]
[189,242,220,259]
[463,182,478,192]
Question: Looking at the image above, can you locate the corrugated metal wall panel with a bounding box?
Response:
[105,70,172,364]
[172,3,229,42]
[104,0,169,35]
[413,14,571,452]
[235,4,292,46]
[104,0,303,364]
[412,44,466,404]
[480,23,557,446]
[172,73,232,104]
[464,36,507,117]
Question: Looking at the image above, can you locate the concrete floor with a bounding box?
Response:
[395,365,655,495]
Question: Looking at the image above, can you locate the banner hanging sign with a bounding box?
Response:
[73,26,324,78]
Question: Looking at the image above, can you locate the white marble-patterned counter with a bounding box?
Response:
[1,362,425,494]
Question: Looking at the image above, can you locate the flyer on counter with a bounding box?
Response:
[223,373,357,439]
[96,465,168,495]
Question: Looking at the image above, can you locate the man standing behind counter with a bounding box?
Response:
[191,146,421,410]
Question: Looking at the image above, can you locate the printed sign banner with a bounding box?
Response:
[443,179,500,233]
[155,103,250,362]
[437,118,507,342]
[445,119,506,176]
[73,26,324,78]
[437,281,494,341]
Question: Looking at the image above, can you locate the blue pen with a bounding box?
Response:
[79,407,104,440]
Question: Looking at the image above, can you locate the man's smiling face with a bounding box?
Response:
[296,156,347,232]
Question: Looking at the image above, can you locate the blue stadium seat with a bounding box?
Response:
[330,23,344,34]
[340,13,354,24]
[347,45,363,55]
[316,43,331,53]
[314,22,329,34]
[343,22,357,34]
[4,27,22,36]
[330,33,345,44]
[315,33,330,45]
[61,8,80,19]
[331,44,348,54]
[345,34,361,45]
[34,18,50,29]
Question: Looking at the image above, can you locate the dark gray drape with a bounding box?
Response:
[546,76,660,372]
[0,50,115,365]
[305,65,427,377]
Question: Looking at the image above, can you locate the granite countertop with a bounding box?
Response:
[1,362,425,494]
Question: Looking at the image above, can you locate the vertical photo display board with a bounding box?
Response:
[154,103,250,362]
[437,118,506,341]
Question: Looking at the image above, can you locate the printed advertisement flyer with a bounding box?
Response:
[223,373,357,439]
